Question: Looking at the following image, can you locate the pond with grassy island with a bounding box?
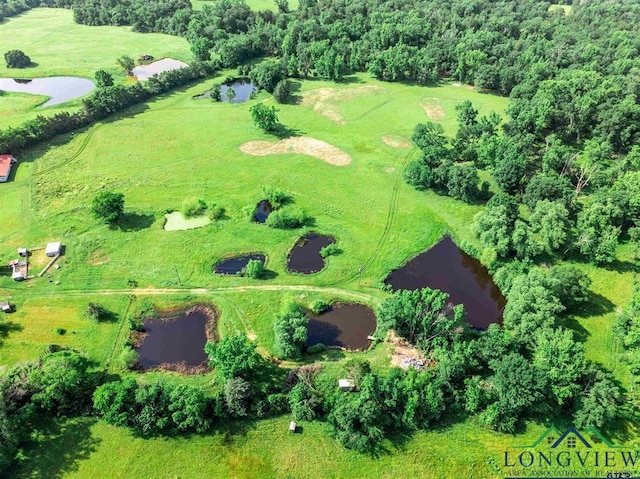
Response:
[287,233,336,274]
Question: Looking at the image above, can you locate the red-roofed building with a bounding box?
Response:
[0,155,17,183]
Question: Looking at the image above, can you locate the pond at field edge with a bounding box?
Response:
[136,307,213,373]
[163,211,211,231]
[0,77,95,107]
[194,78,256,103]
[132,58,189,81]
[287,233,335,274]
[214,254,266,275]
[384,236,506,329]
[307,303,376,350]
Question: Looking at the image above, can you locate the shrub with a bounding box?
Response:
[273,79,291,103]
[91,191,124,224]
[309,299,330,314]
[86,302,109,321]
[55,327,66,335]
[208,204,226,220]
[116,346,139,370]
[128,317,145,332]
[307,343,326,354]
[4,50,30,68]
[181,197,206,217]
[266,207,310,229]
[319,243,339,258]
[243,259,264,279]
[261,186,289,209]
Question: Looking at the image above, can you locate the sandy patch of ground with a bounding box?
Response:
[240,137,352,166]
[384,166,396,173]
[388,331,430,369]
[420,98,446,120]
[382,134,412,149]
[301,86,386,124]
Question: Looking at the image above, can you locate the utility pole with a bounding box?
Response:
[173,265,182,286]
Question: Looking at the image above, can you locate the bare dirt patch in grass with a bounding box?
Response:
[88,252,109,266]
[420,98,446,120]
[301,86,386,124]
[388,331,429,369]
[382,134,412,149]
[240,137,352,166]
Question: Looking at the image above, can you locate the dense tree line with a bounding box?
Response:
[0,61,217,154]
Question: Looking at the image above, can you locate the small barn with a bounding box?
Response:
[45,242,62,257]
[1,302,13,313]
[0,154,17,183]
[338,379,355,392]
[18,247,28,257]
[8,259,27,281]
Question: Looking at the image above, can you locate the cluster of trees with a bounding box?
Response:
[273,299,308,359]
[376,283,621,435]
[615,285,640,388]
[405,102,500,203]
[0,350,98,472]
[0,61,217,154]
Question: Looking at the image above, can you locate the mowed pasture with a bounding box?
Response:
[1,54,637,476]
[0,8,190,126]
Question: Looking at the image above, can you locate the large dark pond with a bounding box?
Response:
[385,236,506,329]
[254,200,273,223]
[0,77,95,107]
[287,233,335,274]
[136,308,211,372]
[220,78,255,103]
[307,304,377,350]
[214,254,266,275]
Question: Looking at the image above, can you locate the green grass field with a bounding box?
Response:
[1,11,638,477]
[192,0,299,11]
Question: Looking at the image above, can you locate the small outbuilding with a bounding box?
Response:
[338,379,355,392]
[1,302,12,313]
[0,154,17,183]
[45,242,62,257]
[289,421,297,433]
[11,271,25,281]
[18,247,28,257]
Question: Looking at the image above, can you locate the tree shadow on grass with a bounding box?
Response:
[258,269,278,280]
[271,124,306,140]
[600,258,640,275]
[562,315,591,343]
[578,291,616,318]
[0,321,23,346]
[10,417,100,479]
[115,212,156,232]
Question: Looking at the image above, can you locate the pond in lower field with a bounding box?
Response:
[0,77,95,107]
[163,211,211,231]
[306,303,376,350]
[136,306,214,372]
[132,58,189,81]
[219,78,255,103]
[384,236,506,329]
[287,233,335,274]
[214,254,266,275]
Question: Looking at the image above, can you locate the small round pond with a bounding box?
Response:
[219,78,255,103]
[214,254,266,275]
[132,58,189,81]
[287,233,335,274]
[254,200,273,223]
[135,306,215,373]
[0,77,95,107]
[307,304,377,350]
[384,236,506,329]
[163,211,211,231]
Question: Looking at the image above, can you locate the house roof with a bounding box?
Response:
[45,242,62,254]
[0,155,15,177]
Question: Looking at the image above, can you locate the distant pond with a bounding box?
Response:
[194,78,256,103]
[307,303,377,350]
[287,233,335,274]
[0,77,95,107]
[135,306,215,374]
[385,236,506,329]
[132,58,189,81]
[214,254,266,275]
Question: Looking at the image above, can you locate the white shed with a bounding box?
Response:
[45,242,62,257]
[338,379,355,392]
[289,421,297,433]
[17,247,28,257]
[1,302,12,313]
[11,271,25,281]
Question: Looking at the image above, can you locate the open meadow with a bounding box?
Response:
[1,9,639,477]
